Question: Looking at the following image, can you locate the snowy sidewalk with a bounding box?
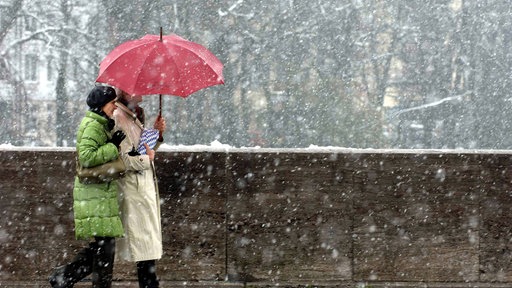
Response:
[3,281,512,287]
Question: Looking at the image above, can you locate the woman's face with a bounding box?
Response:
[101,100,118,118]
[126,94,143,104]
[119,90,142,103]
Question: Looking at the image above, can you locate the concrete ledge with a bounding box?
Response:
[2,148,512,286]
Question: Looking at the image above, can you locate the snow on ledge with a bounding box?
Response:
[2,141,512,154]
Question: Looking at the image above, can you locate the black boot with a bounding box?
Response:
[137,260,159,288]
[48,265,70,288]
[91,237,116,288]
[49,245,94,288]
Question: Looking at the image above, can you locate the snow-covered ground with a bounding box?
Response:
[2,141,512,154]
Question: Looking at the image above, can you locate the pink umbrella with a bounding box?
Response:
[96,28,224,114]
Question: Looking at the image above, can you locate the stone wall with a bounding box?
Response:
[1,148,512,286]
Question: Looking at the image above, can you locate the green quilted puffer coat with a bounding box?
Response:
[73,111,124,240]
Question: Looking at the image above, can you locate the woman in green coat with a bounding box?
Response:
[49,86,126,288]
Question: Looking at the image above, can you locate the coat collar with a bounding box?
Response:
[114,101,144,131]
[115,101,137,119]
[86,110,108,125]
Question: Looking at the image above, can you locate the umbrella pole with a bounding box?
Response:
[159,27,163,117]
[159,94,162,117]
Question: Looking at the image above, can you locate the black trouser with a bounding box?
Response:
[136,260,159,288]
[49,236,116,288]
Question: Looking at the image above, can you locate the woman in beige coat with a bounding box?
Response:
[113,91,166,288]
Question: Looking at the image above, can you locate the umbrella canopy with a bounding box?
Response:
[96,33,224,97]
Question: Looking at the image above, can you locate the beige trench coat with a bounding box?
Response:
[113,103,163,262]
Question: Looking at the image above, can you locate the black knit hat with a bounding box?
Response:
[86,86,117,109]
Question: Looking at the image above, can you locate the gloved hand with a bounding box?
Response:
[128,146,141,156]
[110,130,126,148]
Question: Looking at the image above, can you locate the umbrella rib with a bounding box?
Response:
[180,48,224,95]
[98,39,155,94]
[99,39,153,72]
[132,44,161,95]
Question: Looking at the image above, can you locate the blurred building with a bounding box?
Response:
[0,2,57,146]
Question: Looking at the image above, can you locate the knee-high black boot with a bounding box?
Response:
[136,260,159,288]
[91,237,116,288]
[49,243,94,288]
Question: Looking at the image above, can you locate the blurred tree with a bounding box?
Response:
[0,0,25,145]
[55,0,71,146]
[460,0,512,148]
